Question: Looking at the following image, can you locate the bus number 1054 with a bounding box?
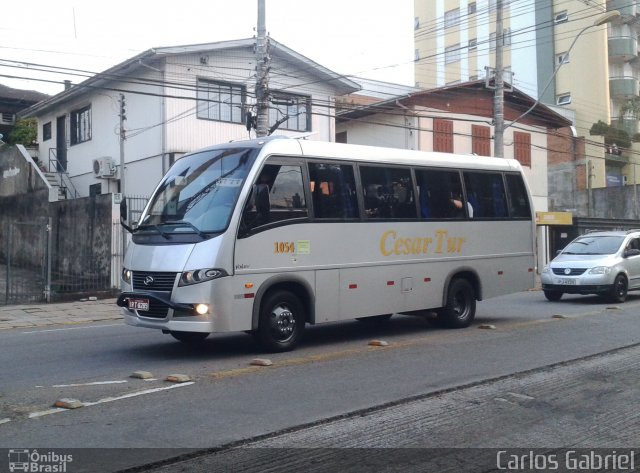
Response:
[274,241,295,254]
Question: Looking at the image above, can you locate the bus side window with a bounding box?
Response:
[241,164,307,232]
[309,162,359,219]
[463,171,508,218]
[361,166,416,219]
[505,174,531,218]
[415,168,465,219]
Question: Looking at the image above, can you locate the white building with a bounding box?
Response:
[21,38,360,199]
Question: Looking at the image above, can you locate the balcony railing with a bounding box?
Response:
[609,36,638,61]
[610,76,639,99]
[607,0,638,21]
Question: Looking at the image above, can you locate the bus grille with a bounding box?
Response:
[137,299,170,319]
[132,272,177,292]
[552,268,587,276]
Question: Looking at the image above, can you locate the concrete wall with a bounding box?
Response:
[0,187,116,301]
[0,145,48,196]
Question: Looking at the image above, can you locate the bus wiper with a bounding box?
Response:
[164,220,208,239]
[137,224,171,240]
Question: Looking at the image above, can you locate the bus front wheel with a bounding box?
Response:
[437,278,476,328]
[256,290,305,352]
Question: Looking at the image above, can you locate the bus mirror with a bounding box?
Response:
[120,197,128,223]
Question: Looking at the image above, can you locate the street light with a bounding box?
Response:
[505,10,621,131]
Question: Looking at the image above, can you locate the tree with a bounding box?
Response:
[7,118,38,146]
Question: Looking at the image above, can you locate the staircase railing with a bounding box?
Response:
[48,148,79,199]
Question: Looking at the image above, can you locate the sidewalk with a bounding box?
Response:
[0,298,121,331]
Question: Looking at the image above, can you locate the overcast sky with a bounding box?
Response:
[1,0,415,96]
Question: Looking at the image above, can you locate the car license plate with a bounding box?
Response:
[556,278,576,285]
[128,298,150,311]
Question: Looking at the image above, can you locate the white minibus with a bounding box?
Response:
[117,136,535,351]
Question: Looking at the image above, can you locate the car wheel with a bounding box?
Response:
[437,278,476,328]
[170,331,209,344]
[543,290,563,302]
[609,274,628,303]
[256,290,305,352]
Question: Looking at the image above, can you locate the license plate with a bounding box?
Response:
[128,298,150,311]
[556,278,577,285]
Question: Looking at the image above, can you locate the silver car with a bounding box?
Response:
[540,230,640,302]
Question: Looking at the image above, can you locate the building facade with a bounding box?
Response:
[414,0,640,192]
[20,38,359,200]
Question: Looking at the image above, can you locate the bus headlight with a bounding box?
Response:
[122,268,132,284]
[179,268,227,286]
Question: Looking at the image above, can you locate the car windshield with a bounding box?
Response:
[138,147,257,234]
[561,235,625,255]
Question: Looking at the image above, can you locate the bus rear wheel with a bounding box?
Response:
[256,290,305,352]
[437,278,476,328]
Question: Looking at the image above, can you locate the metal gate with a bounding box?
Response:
[2,218,51,305]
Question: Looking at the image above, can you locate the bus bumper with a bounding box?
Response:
[118,291,216,333]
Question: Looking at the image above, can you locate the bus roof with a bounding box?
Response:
[193,136,523,173]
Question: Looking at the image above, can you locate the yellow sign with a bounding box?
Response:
[535,211,573,226]
[380,229,466,256]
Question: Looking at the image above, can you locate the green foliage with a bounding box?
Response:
[604,127,631,149]
[7,118,38,146]
[589,120,631,149]
[633,133,640,143]
[589,120,609,136]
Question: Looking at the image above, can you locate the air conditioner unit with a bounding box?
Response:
[92,157,116,178]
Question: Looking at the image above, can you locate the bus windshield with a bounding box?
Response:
[139,147,257,235]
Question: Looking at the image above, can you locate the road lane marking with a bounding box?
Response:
[21,324,122,334]
[27,382,195,419]
[50,380,128,388]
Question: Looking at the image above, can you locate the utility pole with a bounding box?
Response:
[255,0,270,137]
[119,93,127,257]
[119,94,126,197]
[493,0,505,158]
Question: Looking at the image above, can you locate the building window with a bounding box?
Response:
[445,44,461,64]
[269,92,311,132]
[514,131,531,167]
[414,17,420,30]
[336,131,347,143]
[197,79,245,123]
[43,122,52,141]
[556,93,572,105]
[444,8,460,28]
[503,28,512,47]
[415,49,420,61]
[1,113,15,124]
[89,183,101,196]
[556,52,570,65]
[433,119,454,153]
[468,38,477,50]
[468,2,476,14]
[70,105,91,145]
[472,125,491,156]
[555,10,568,23]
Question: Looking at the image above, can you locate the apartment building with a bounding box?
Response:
[414,0,640,190]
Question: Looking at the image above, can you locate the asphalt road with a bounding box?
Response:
[1,290,639,472]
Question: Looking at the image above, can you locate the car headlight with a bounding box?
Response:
[588,266,612,275]
[122,268,132,284]
[541,265,550,274]
[179,268,227,286]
